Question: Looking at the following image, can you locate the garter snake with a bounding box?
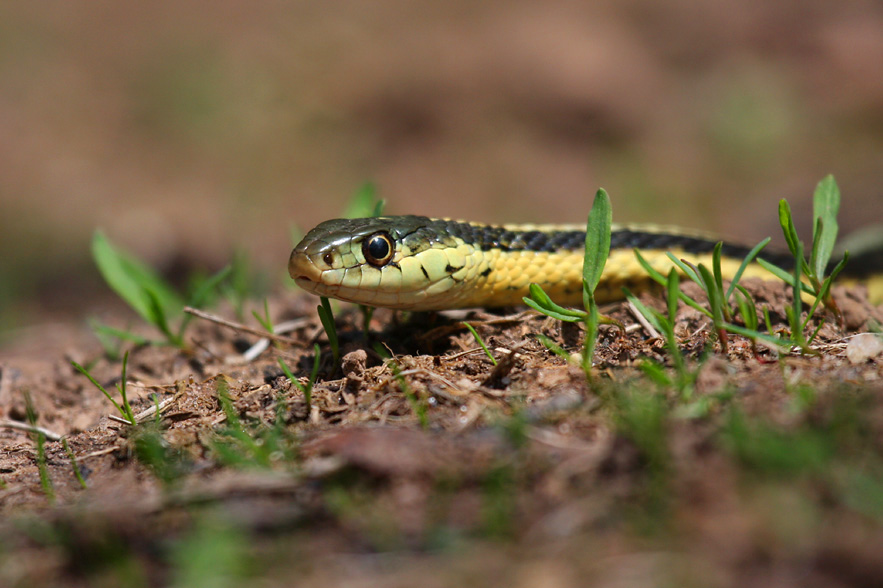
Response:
[289,215,881,311]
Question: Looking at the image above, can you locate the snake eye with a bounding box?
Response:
[322,253,334,266]
[362,232,394,267]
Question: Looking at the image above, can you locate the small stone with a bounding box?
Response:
[846,333,883,364]
[341,349,368,377]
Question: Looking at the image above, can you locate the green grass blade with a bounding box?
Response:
[712,242,725,298]
[534,333,572,362]
[756,259,815,296]
[462,322,497,365]
[308,343,321,398]
[582,188,612,295]
[279,355,315,408]
[666,269,679,323]
[186,265,232,310]
[62,438,88,489]
[581,288,601,374]
[635,250,711,317]
[734,285,759,330]
[634,249,668,285]
[252,299,275,334]
[624,290,664,333]
[638,361,673,387]
[778,199,802,259]
[344,182,380,219]
[115,350,136,424]
[144,288,181,346]
[359,304,375,335]
[822,252,849,290]
[665,252,701,284]
[810,217,824,281]
[524,283,587,321]
[92,231,183,324]
[24,391,55,502]
[725,237,771,300]
[278,357,302,392]
[318,297,340,364]
[90,321,149,345]
[763,306,774,334]
[723,323,792,349]
[734,293,753,331]
[812,174,840,277]
[789,243,805,345]
[71,360,126,419]
[179,264,233,335]
[697,264,723,326]
[523,298,585,322]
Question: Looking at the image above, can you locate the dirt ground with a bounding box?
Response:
[1,278,882,587]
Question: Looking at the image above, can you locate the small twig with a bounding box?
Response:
[444,347,487,361]
[240,338,271,362]
[183,307,306,345]
[396,368,466,395]
[132,393,183,423]
[627,299,661,339]
[0,419,63,442]
[77,445,121,460]
[274,318,312,334]
[464,310,536,325]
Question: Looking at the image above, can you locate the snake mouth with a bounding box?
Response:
[288,250,324,288]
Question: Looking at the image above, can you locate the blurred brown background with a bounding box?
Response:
[2,0,882,334]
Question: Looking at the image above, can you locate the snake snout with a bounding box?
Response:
[288,249,323,285]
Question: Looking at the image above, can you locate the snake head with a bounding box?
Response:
[290,215,467,309]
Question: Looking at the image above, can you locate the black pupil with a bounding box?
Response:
[367,235,390,262]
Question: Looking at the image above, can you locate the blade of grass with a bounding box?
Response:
[635,250,711,317]
[92,231,183,324]
[278,344,320,408]
[317,297,340,365]
[24,391,54,502]
[71,362,125,418]
[583,188,612,295]
[523,283,587,321]
[179,265,232,335]
[778,200,803,261]
[665,252,701,284]
[534,333,573,362]
[756,259,815,296]
[462,322,497,365]
[725,237,771,300]
[62,438,88,489]
[343,182,382,219]
[812,174,840,278]
[580,188,613,375]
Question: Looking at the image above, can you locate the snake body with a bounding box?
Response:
[288,215,805,311]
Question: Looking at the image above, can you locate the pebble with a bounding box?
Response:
[846,333,883,364]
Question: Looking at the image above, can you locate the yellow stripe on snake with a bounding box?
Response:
[289,216,883,311]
